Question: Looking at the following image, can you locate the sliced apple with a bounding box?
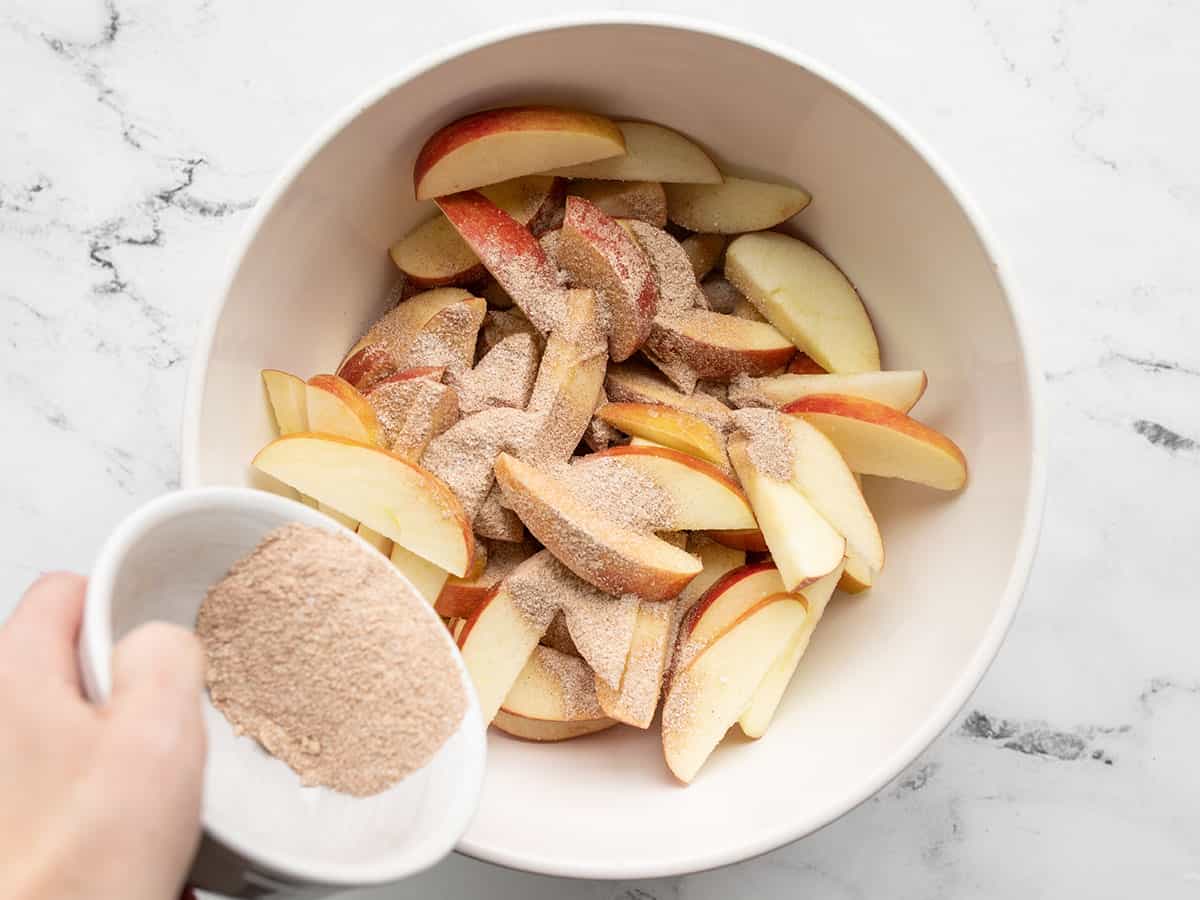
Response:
[596,402,726,468]
[703,528,769,553]
[558,196,658,361]
[389,542,451,606]
[665,176,810,234]
[604,361,731,425]
[680,233,727,281]
[641,345,700,394]
[492,709,617,741]
[355,523,392,555]
[730,370,926,412]
[317,502,358,531]
[594,598,673,728]
[738,562,844,738]
[839,549,875,593]
[732,296,767,323]
[305,374,382,446]
[699,275,741,315]
[623,219,707,316]
[473,483,526,543]
[557,586,640,691]
[493,452,701,601]
[782,416,884,571]
[502,645,608,722]
[675,562,788,657]
[390,176,565,287]
[725,232,880,374]
[414,106,625,200]
[662,594,808,783]
[436,191,567,334]
[253,433,474,576]
[782,394,968,490]
[644,309,795,379]
[402,297,487,373]
[727,431,845,590]
[437,539,530,618]
[569,180,667,227]
[337,287,475,389]
[261,369,309,434]
[480,308,541,356]
[575,445,755,531]
[365,376,459,460]
[456,580,553,723]
[787,354,827,375]
[546,121,721,184]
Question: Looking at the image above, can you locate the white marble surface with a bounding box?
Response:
[2,0,1198,896]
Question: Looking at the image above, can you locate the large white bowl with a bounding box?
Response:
[182,15,1045,881]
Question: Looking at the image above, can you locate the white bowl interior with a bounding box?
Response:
[81,488,485,885]
[185,22,1039,879]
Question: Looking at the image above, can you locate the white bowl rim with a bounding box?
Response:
[180,12,1048,880]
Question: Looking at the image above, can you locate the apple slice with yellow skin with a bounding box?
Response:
[569,180,667,227]
[662,594,808,783]
[703,528,769,553]
[575,445,755,531]
[665,176,811,234]
[680,233,727,281]
[262,370,309,434]
[738,562,844,738]
[436,191,567,334]
[730,370,927,412]
[252,433,474,576]
[725,231,880,374]
[493,452,701,601]
[782,394,968,490]
[783,416,884,572]
[645,309,795,379]
[558,196,659,362]
[305,374,382,445]
[336,287,476,389]
[456,583,552,723]
[388,542,450,607]
[596,402,726,468]
[546,120,721,183]
[391,176,565,287]
[727,432,845,591]
[604,361,731,425]
[839,550,875,593]
[414,106,625,200]
[493,710,618,741]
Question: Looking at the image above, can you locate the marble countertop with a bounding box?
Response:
[3,1,1197,897]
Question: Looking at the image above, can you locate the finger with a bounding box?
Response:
[108,622,206,756]
[1,572,87,692]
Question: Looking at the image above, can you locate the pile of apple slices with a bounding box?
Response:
[250,105,968,783]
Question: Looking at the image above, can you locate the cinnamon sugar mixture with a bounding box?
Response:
[732,407,794,481]
[196,523,465,797]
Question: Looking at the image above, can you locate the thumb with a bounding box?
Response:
[109,622,207,771]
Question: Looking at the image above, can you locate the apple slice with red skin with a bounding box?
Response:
[558,195,659,362]
[545,121,721,184]
[305,374,382,446]
[493,710,617,741]
[569,180,667,227]
[782,394,968,490]
[730,370,927,413]
[703,528,769,553]
[414,106,625,200]
[665,176,811,233]
[643,309,795,379]
[596,401,726,468]
[604,361,731,425]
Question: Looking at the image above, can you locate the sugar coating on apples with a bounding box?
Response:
[560,456,676,532]
[730,408,793,481]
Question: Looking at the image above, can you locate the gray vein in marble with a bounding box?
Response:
[895,762,940,794]
[1132,420,1197,454]
[1045,349,1200,381]
[959,711,1128,764]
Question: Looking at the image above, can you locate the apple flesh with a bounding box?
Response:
[645,309,795,379]
[252,433,475,576]
[546,120,721,184]
[703,528,769,553]
[558,196,658,362]
[665,176,811,234]
[575,445,756,531]
[622,219,707,316]
[782,394,968,490]
[661,594,808,783]
[390,542,451,606]
[305,374,382,446]
[604,361,731,426]
[501,645,607,721]
[725,231,880,374]
[414,105,625,200]
[596,402,727,468]
[680,233,727,281]
[738,562,844,738]
[730,370,927,412]
[261,369,309,434]
[727,431,845,591]
[493,452,702,601]
[569,180,667,227]
[492,709,617,741]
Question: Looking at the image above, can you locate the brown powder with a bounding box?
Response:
[625,219,707,317]
[479,308,541,357]
[640,345,700,394]
[560,456,675,533]
[569,181,668,227]
[196,523,465,797]
[367,376,459,456]
[420,406,533,520]
[726,374,774,409]
[541,611,581,657]
[533,645,605,720]
[401,301,483,376]
[731,407,794,481]
[450,331,540,416]
[474,484,525,542]
[481,223,568,334]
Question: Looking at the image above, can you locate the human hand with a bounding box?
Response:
[0,573,207,900]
